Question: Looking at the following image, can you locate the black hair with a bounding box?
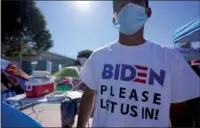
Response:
[145,0,149,8]
[74,60,81,66]
[113,0,149,12]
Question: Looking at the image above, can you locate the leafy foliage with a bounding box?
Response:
[1,0,53,56]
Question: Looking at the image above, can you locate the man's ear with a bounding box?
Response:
[146,8,152,18]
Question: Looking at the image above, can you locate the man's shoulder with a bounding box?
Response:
[147,41,183,64]
[148,41,177,55]
[92,41,117,56]
[148,41,173,50]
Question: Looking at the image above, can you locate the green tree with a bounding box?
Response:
[32,29,53,55]
[1,0,53,56]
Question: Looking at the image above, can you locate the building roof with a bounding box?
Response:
[2,51,76,62]
[40,51,75,61]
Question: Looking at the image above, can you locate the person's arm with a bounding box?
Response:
[76,52,98,127]
[77,84,96,127]
[170,50,200,127]
[187,65,200,127]
[186,97,200,127]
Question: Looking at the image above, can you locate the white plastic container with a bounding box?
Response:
[45,91,67,102]
[32,70,51,78]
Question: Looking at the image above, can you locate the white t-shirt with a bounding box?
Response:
[79,41,200,127]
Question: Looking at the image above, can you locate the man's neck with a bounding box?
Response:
[118,28,146,46]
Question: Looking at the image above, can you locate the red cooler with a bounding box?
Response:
[25,78,55,98]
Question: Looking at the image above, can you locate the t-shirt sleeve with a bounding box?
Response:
[170,50,200,103]
[79,54,97,90]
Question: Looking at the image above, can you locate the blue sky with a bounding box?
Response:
[36,1,200,59]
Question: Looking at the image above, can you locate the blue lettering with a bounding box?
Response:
[114,64,120,80]
[102,64,113,79]
[120,64,136,81]
[148,68,166,86]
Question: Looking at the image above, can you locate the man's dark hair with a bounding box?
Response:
[113,0,149,12]
[145,0,149,8]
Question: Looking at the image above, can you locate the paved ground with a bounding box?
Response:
[22,103,93,127]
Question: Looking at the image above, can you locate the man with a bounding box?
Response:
[170,60,200,127]
[77,0,200,127]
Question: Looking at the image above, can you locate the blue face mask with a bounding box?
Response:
[114,3,148,35]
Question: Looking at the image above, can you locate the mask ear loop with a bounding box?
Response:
[113,9,123,26]
[115,5,125,18]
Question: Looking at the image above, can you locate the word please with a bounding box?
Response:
[101,85,161,105]
[102,64,166,86]
[100,85,162,120]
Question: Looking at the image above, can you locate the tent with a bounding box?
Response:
[52,66,79,83]
[55,77,74,91]
[173,17,200,61]
[174,17,200,44]
[175,47,200,61]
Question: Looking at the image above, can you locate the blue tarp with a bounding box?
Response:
[1,89,19,107]
[1,102,43,127]
[175,47,200,61]
[174,17,200,44]
[176,47,199,53]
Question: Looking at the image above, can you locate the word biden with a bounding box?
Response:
[102,64,166,86]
